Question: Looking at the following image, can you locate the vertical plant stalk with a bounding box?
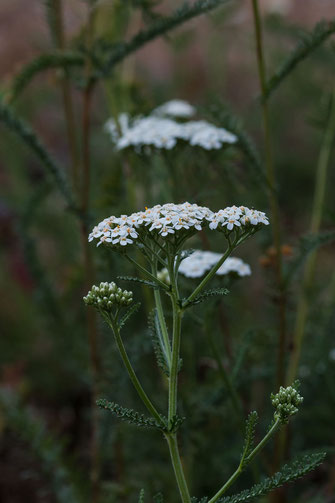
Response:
[81,3,100,501]
[251,0,286,388]
[52,0,80,192]
[286,86,335,384]
[163,264,191,503]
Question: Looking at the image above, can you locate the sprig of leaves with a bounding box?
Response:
[240,412,258,466]
[97,398,166,429]
[148,310,171,376]
[265,19,335,100]
[217,452,326,503]
[184,287,229,307]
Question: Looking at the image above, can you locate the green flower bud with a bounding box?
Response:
[271,383,303,424]
[83,281,133,312]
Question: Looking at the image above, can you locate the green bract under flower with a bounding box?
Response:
[88,202,269,249]
[84,282,133,311]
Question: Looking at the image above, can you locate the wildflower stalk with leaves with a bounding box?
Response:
[84,202,322,502]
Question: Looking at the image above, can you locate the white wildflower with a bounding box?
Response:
[178,250,251,278]
[153,99,196,118]
[88,202,269,249]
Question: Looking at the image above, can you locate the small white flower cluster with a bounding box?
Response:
[178,250,251,278]
[88,202,269,249]
[104,100,237,151]
[271,385,303,424]
[152,99,196,118]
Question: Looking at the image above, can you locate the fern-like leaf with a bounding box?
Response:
[10,52,85,101]
[100,0,232,74]
[148,310,170,376]
[217,452,326,503]
[119,302,141,329]
[0,101,76,210]
[153,493,164,503]
[184,288,229,307]
[206,102,268,189]
[97,398,165,429]
[168,414,186,433]
[284,230,335,286]
[240,412,258,466]
[265,20,335,100]
[138,488,145,503]
[117,275,163,289]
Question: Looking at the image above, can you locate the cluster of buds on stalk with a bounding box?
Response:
[271,383,303,424]
[84,282,133,312]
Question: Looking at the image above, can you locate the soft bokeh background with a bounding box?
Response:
[1,1,335,502]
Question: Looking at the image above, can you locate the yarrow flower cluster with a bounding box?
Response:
[271,385,303,424]
[152,99,196,118]
[88,202,269,248]
[104,100,237,151]
[84,282,133,311]
[178,251,251,278]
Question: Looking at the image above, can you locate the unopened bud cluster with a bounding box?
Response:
[271,385,303,423]
[84,282,133,311]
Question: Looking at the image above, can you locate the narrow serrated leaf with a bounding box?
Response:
[119,302,141,329]
[97,398,165,429]
[218,452,326,503]
[148,310,170,376]
[185,288,229,307]
[118,275,162,289]
[138,489,145,503]
[240,412,258,466]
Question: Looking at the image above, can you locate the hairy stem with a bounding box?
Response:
[251,0,286,388]
[165,433,191,503]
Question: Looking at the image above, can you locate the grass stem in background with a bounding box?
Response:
[251,0,286,388]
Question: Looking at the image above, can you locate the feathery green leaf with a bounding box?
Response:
[138,489,145,503]
[284,229,335,286]
[185,287,229,307]
[265,20,335,100]
[119,302,141,329]
[0,101,76,210]
[100,0,232,75]
[217,452,326,503]
[10,52,85,101]
[240,412,258,466]
[148,310,170,376]
[117,275,163,289]
[97,398,165,429]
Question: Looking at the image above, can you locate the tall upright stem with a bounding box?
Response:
[286,86,335,384]
[81,4,100,501]
[162,265,191,503]
[52,0,80,192]
[251,0,286,388]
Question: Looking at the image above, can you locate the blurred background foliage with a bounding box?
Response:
[1,0,335,502]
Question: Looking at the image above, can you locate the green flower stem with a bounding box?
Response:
[251,0,286,388]
[168,301,183,421]
[151,262,172,369]
[160,262,191,503]
[208,418,281,503]
[106,317,163,425]
[286,85,335,385]
[165,433,191,503]
[183,244,232,308]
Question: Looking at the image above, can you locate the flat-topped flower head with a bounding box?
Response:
[84,282,133,312]
[153,99,196,118]
[104,102,237,152]
[178,250,251,278]
[88,202,269,250]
